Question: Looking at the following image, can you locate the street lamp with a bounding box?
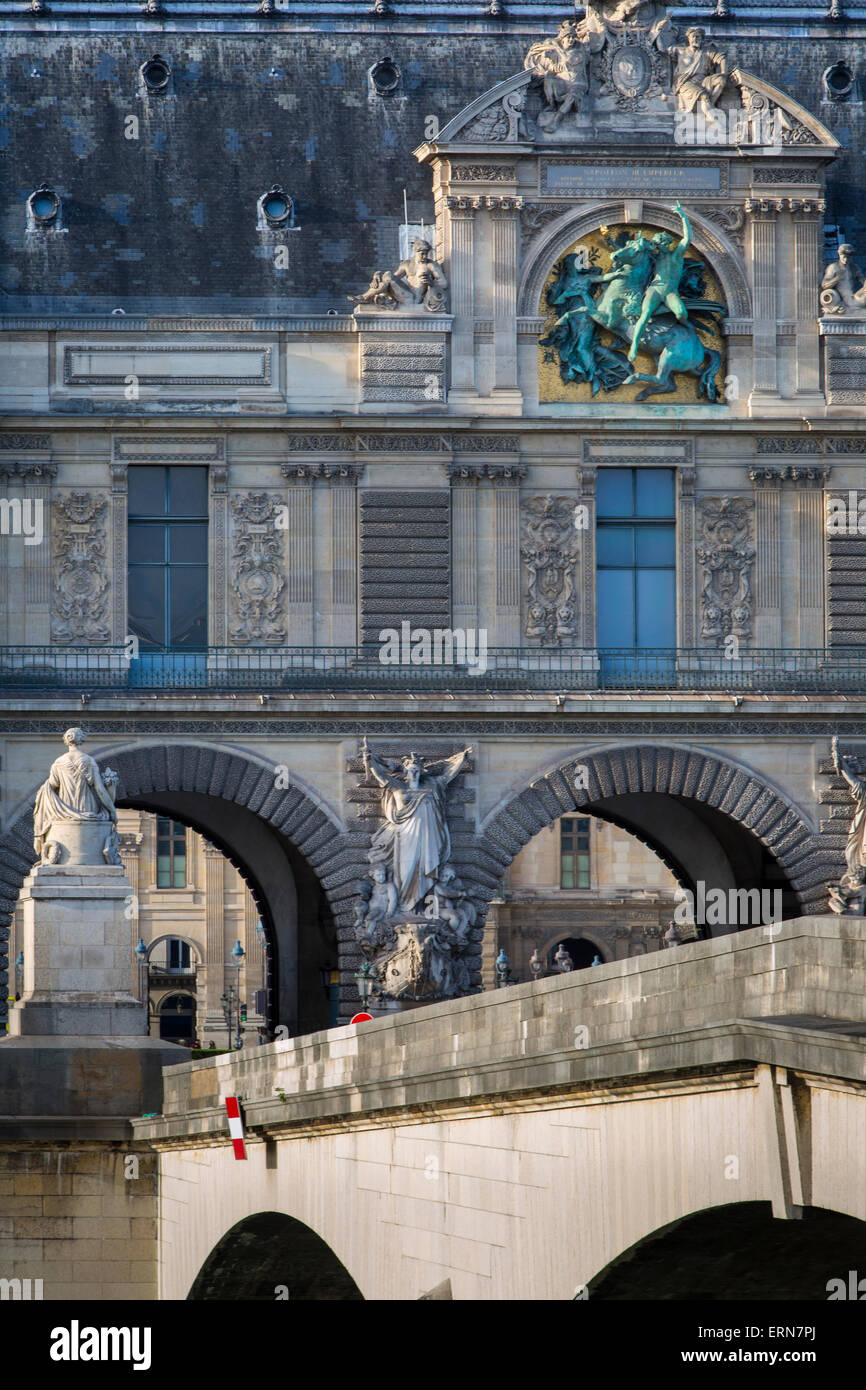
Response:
[354,960,374,1010]
[529,948,543,983]
[134,937,149,1033]
[220,985,236,1052]
[231,939,245,1047]
[554,943,574,973]
[495,948,516,987]
[14,950,24,1000]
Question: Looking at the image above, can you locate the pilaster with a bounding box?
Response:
[448,468,479,631]
[281,465,315,645]
[494,472,522,646]
[576,465,597,649]
[750,469,783,646]
[746,200,781,401]
[203,839,225,1033]
[795,468,830,647]
[209,463,228,645]
[491,200,523,405]
[109,462,128,645]
[445,198,478,400]
[791,202,823,400]
[676,467,697,648]
[327,466,360,645]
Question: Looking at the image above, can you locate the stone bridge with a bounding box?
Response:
[134,916,866,1301]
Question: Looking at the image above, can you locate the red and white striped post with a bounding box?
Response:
[225,1096,247,1160]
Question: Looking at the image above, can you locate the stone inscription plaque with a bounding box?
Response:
[544,164,723,195]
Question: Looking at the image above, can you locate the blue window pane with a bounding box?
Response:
[637,569,676,647]
[635,525,675,566]
[596,526,635,566]
[169,467,208,517]
[596,469,634,518]
[597,569,635,647]
[128,466,166,518]
[169,523,208,563]
[169,566,208,648]
[128,566,166,647]
[128,524,166,564]
[635,469,675,517]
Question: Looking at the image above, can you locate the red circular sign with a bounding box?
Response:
[350,1012,373,1024]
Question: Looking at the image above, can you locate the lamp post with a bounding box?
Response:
[495,948,516,987]
[231,939,245,1048]
[529,948,543,983]
[14,950,24,1001]
[354,960,374,1011]
[220,985,236,1052]
[554,943,574,973]
[134,937,149,1033]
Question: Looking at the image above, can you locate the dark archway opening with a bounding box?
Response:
[549,937,603,970]
[118,792,337,1039]
[583,793,800,934]
[158,992,196,1045]
[188,1211,364,1301]
[589,1203,866,1300]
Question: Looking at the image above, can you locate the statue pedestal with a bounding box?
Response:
[7,862,145,1037]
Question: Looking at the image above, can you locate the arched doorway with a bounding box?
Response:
[588,1202,866,1300]
[188,1211,364,1300]
[548,937,603,971]
[158,992,196,1045]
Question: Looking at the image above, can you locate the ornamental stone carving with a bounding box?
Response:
[521,495,580,646]
[352,239,448,313]
[696,496,755,647]
[820,245,866,317]
[354,740,477,1002]
[51,491,110,643]
[829,737,866,915]
[229,492,287,645]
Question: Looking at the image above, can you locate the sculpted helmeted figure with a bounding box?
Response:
[33,728,120,866]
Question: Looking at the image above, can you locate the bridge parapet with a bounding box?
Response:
[134,916,866,1145]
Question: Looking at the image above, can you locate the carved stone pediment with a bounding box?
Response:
[423,14,838,152]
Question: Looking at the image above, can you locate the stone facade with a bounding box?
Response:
[0,0,864,1033]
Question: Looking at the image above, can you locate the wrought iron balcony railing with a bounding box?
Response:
[0,645,865,694]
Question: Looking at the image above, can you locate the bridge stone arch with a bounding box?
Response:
[588,1202,866,1300]
[518,200,752,321]
[187,1210,364,1301]
[473,743,826,925]
[0,741,366,1034]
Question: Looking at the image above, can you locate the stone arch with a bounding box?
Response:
[187,1210,364,1301]
[474,743,825,924]
[519,200,752,320]
[145,932,202,964]
[588,1202,866,1300]
[0,741,366,1033]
